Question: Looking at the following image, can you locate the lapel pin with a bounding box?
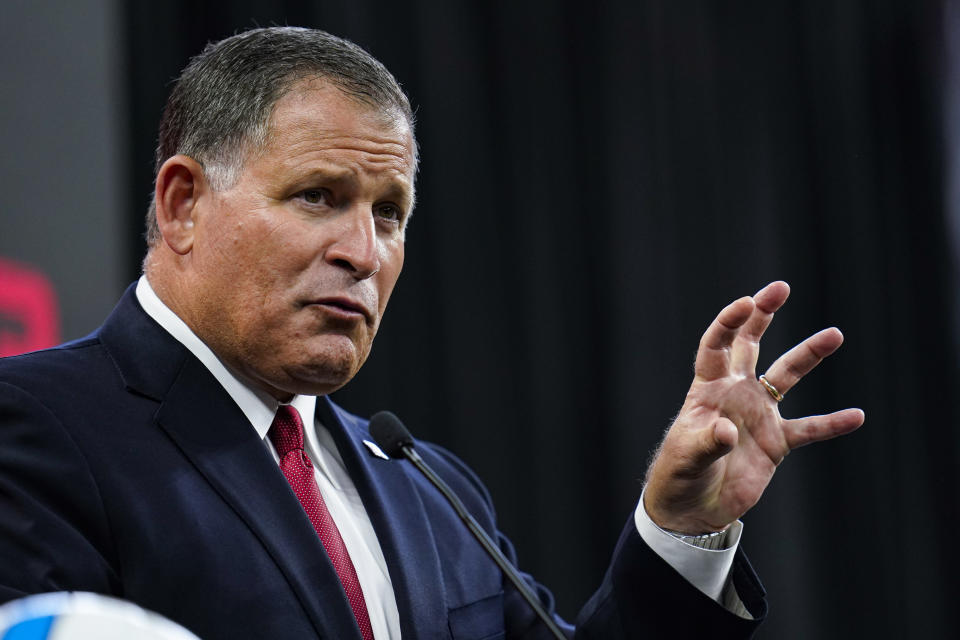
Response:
[362,439,390,460]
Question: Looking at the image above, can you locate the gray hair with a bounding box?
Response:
[144,26,416,247]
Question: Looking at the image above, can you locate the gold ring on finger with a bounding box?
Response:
[758,375,784,402]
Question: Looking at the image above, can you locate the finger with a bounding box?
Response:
[731,281,790,373]
[695,296,755,380]
[741,281,791,342]
[686,418,739,470]
[782,408,865,449]
[762,327,844,396]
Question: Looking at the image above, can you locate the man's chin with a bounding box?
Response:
[280,341,368,396]
[235,334,371,399]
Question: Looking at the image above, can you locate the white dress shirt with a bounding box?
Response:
[135,275,744,635]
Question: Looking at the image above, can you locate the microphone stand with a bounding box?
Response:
[372,418,567,640]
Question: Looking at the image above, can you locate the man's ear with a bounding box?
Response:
[154,154,208,255]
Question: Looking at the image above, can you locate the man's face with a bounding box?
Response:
[184,80,415,399]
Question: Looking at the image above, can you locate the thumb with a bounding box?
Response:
[688,418,738,470]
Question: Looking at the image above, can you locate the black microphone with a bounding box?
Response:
[369,411,567,640]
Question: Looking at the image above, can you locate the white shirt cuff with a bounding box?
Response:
[634,488,742,603]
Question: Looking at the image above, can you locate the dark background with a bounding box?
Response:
[6,0,959,637]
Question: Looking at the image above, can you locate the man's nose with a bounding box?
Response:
[324,207,381,279]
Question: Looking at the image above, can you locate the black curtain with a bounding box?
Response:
[123,2,957,636]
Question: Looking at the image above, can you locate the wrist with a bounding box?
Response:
[642,487,730,535]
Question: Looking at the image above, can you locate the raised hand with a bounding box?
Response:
[643,281,865,534]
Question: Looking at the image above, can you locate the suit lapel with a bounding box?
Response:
[320,399,448,639]
[154,356,363,640]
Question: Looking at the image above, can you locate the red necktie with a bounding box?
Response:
[269,405,374,640]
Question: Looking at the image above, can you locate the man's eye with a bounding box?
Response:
[300,190,328,205]
[376,204,402,222]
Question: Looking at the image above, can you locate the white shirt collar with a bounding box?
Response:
[135,275,317,441]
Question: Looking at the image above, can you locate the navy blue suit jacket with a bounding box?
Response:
[0,285,765,639]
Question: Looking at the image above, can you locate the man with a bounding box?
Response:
[0,27,863,639]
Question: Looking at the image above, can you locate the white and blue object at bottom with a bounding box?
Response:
[0,592,201,640]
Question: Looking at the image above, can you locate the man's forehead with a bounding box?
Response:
[271,80,414,156]
[242,81,416,209]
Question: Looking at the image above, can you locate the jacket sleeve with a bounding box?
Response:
[573,518,766,639]
[423,442,766,639]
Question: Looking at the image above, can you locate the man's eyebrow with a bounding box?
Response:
[292,168,414,206]
[291,166,355,183]
[379,181,415,207]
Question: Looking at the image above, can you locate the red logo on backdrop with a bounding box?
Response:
[0,257,61,357]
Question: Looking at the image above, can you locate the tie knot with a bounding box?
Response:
[269,405,306,458]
